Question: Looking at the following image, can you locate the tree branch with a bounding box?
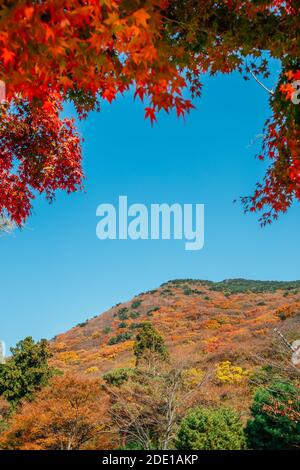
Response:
[250,72,274,95]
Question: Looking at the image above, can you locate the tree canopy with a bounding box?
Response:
[134,322,168,367]
[0,374,107,450]
[176,406,246,450]
[0,337,54,404]
[246,379,300,450]
[0,1,299,225]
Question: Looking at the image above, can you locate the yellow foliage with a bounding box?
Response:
[58,351,80,364]
[184,339,195,345]
[100,340,135,359]
[81,352,101,363]
[183,368,205,387]
[203,319,221,330]
[85,366,100,374]
[216,361,250,384]
[122,358,136,368]
[106,353,117,360]
[92,332,101,339]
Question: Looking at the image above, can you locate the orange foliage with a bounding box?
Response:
[0,374,109,450]
[275,302,300,320]
[50,281,300,390]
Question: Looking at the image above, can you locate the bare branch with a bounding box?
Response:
[250,71,274,95]
[0,216,15,235]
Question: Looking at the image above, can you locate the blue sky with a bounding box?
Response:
[1,66,300,351]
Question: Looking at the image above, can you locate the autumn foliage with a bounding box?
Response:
[0,1,299,225]
[0,94,83,225]
[0,0,193,225]
[0,279,299,449]
[0,374,108,450]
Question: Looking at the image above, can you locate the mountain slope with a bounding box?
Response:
[51,279,300,388]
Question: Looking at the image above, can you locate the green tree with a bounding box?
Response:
[246,380,300,450]
[103,368,135,387]
[134,323,168,368]
[176,407,246,450]
[0,337,54,404]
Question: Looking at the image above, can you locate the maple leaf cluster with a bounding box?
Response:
[0,0,195,224]
[0,1,299,225]
[0,94,83,225]
[243,63,300,224]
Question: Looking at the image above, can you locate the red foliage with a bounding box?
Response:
[0,1,299,224]
[0,94,83,225]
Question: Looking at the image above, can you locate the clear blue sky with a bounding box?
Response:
[1,66,300,351]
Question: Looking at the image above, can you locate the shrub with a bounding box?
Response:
[146,307,160,317]
[85,366,99,374]
[58,351,80,364]
[216,361,250,384]
[183,368,205,387]
[176,406,246,450]
[129,323,144,330]
[160,289,173,297]
[131,300,142,309]
[117,308,129,320]
[246,380,300,450]
[130,311,140,319]
[183,288,193,296]
[103,368,135,386]
[103,327,112,335]
[108,332,132,346]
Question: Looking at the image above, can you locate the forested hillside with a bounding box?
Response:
[51,279,300,380]
[1,279,299,450]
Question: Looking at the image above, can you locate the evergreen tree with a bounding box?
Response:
[246,380,300,450]
[0,337,54,404]
[176,406,246,450]
[134,323,168,367]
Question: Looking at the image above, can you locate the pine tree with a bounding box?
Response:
[134,323,168,369]
[0,337,55,404]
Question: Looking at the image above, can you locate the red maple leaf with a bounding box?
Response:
[145,107,157,124]
[1,48,15,66]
